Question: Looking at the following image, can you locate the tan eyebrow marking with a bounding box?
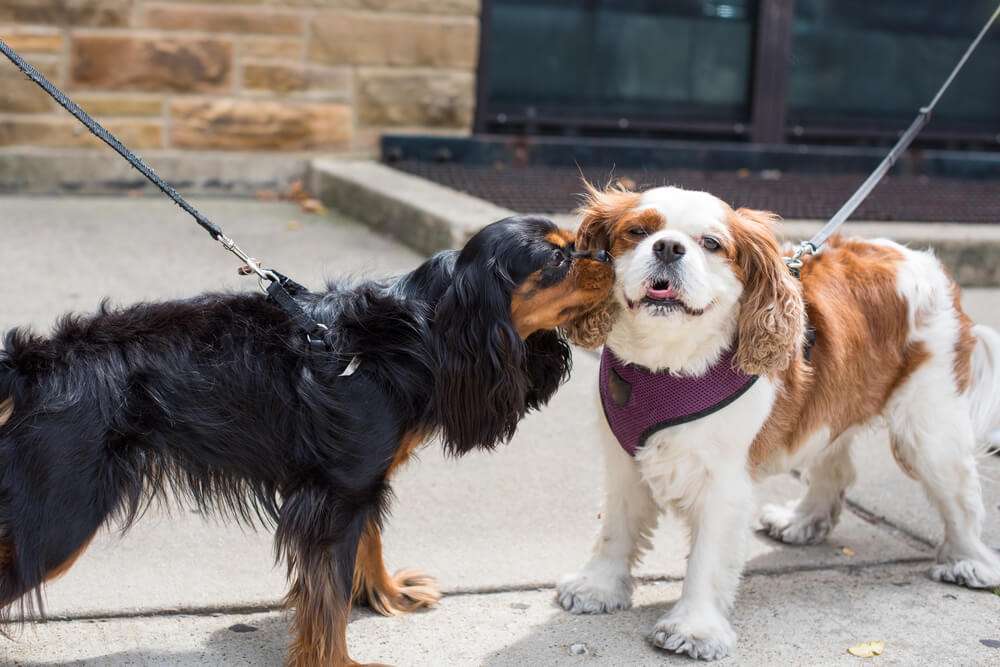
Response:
[545,229,574,247]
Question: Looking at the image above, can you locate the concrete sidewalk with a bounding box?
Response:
[0,196,998,665]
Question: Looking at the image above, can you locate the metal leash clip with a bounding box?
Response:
[784,241,816,279]
[219,233,280,289]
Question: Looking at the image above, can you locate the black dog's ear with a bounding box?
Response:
[432,262,531,455]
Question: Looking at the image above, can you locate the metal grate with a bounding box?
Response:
[390,161,1000,223]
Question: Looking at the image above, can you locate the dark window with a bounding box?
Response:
[483,0,758,134]
[788,0,1000,135]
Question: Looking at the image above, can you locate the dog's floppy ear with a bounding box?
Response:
[432,257,530,454]
[560,299,620,350]
[575,179,639,254]
[731,208,805,376]
[561,181,637,349]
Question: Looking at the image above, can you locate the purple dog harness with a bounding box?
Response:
[599,346,758,456]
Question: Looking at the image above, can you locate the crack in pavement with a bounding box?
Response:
[31,556,934,624]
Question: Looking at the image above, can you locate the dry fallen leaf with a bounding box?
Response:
[842,546,856,556]
[283,179,310,202]
[847,641,885,658]
[285,220,302,231]
[255,190,279,201]
[299,198,326,214]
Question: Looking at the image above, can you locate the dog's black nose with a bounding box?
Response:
[652,240,685,264]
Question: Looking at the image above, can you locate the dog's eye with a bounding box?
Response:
[627,227,647,238]
[551,248,566,263]
[701,237,721,252]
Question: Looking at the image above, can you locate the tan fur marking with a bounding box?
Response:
[0,539,12,568]
[574,182,642,254]
[44,533,96,583]
[748,237,931,470]
[350,429,440,618]
[545,229,574,247]
[387,429,427,477]
[950,279,976,393]
[511,259,614,339]
[284,558,352,666]
[351,520,440,617]
[561,184,647,348]
[0,397,12,426]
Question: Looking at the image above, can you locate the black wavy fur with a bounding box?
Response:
[0,216,574,654]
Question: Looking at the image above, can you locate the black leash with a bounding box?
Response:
[0,37,330,350]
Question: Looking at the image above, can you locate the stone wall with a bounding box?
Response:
[0,1,480,153]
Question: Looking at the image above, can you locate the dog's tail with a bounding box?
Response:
[966,324,1000,453]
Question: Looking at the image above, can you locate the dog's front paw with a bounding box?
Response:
[651,608,736,661]
[359,569,441,616]
[391,569,442,611]
[932,558,1000,589]
[759,501,833,545]
[556,563,633,615]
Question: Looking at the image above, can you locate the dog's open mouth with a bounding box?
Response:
[625,280,705,316]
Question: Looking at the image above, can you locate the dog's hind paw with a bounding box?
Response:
[759,501,834,545]
[651,610,736,661]
[556,564,633,615]
[932,558,1000,589]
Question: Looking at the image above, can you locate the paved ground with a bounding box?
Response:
[0,196,999,665]
[390,161,1000,223]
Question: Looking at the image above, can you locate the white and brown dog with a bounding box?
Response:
[557,184,1000,661]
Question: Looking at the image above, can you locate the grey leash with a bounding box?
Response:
[785,2,1000,275]
[0,36,330,349]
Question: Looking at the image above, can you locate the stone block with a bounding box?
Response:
[357,68,474,127]
[169,99,350,150]
[0,26,64,53]
[70,36,233,93]
[364,0,480,15]
[242,62,351,97]
[74,95,165,117]
[309,12,478,68]
[241,37,303,60]
[287,0,479,13]
[0,0,132,27]
[145,5,304,35]
[0,118,162,149]
[154,0,265,4]
[0,59,60,113]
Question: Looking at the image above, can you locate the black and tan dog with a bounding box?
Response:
[0,215,613,666]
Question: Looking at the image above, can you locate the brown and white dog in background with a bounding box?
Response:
[557,184,1000,661]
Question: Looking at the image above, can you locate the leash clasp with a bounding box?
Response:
[784,241,815,279]
[220,234,279,285]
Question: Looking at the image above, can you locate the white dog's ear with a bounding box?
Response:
[575,180,639,254]
[731,208,805,376]
[562,182,639,349]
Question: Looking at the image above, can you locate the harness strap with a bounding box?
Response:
[266,274,328,350]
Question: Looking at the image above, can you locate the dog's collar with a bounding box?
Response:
[599,345,758,457]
